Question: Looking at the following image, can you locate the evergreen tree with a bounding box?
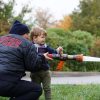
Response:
[0,0,31,35]
[71,0,100,36]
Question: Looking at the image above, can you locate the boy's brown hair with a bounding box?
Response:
[30,27,47,40]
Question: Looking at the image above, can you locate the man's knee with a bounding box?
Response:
[38,85,42,96]
[32,83,42,96]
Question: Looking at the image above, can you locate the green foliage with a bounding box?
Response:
[71,0,100,36]
[46,28,66,48]
[47,28,96,71]
[71,0,100,71]
[0,0,14,34]
[0,0,14,21]
[64,31,100,71]
[47,29,93,55]
[0,0,32,35]
[65,30,93,55]
[91,37,100,57]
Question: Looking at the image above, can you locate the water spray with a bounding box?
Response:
[47,54,100,62]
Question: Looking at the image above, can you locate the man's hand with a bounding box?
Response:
[43,52,53,60]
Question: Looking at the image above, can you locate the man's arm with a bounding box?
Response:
[24,43,52,72]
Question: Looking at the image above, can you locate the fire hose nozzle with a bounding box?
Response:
[47,54,83,62]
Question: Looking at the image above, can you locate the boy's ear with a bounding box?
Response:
[32,36,37,40]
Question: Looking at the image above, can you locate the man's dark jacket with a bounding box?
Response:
[0,34,45,82]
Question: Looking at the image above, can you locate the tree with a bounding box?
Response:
[56,16,72,30]
[13,4,31,23]
[0,0,32,35]
[71,0,100,36]
[91,37,100,57]
[34,8,54,29]
[0,0,14,35]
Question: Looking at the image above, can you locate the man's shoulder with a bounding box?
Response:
[10,34,32,47]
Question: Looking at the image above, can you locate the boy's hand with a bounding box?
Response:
[56,46,63,56]
[43,52,53,60]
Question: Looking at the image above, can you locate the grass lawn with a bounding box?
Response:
[0,84,100,100]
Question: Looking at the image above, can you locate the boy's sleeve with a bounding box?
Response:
[46,45,57,54]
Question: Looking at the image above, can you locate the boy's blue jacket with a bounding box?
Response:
[0,34,46,82]
[33,43,57,71]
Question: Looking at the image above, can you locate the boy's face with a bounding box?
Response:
[33,33,46,45]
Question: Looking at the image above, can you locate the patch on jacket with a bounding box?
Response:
[0,36,22,48]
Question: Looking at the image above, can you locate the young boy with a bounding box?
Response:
[30,27,63,100]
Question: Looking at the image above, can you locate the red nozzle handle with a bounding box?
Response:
[75,54,83,62]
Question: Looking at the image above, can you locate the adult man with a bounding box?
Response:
[0,20,51,100]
